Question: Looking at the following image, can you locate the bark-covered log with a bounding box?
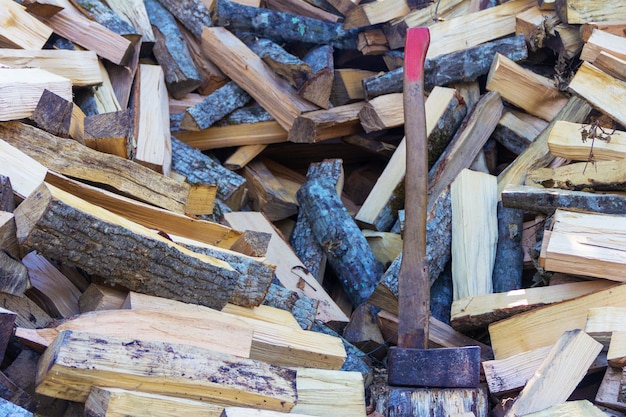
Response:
[0,176,14,212]
[502,184,626,215]
[491,202,524,293]
[263,283,318,331]
[70,0,140,41]
[362,34,528,99]
[312,320,373,378]
[0,251,29,297]
[154,0,212,39]
[144,0,202,99]
[180,81,251,131]
[215,0,359,49]
[299,44,334,108]
[297,177,384,307]
[15,183,239,310]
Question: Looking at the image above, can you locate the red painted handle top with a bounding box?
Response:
[404,28,430,82]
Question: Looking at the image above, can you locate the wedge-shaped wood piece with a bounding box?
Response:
[331,68,374,106]
[451,280,616,332]
[15,183,239,310]
[0,211,18,258]
[548,120,626,161]
[201,27,317,131]
[0,139,47,200]
[585,307,626,345]
[594,51,626,82]
[288,101,365,143]
[15,308,254,358]
[85,387,224,417]
[555,0,626,24]
[175,120,287,150]
[580,29,626,64]
[78,283,127,313]
[487,53,568,122]
[541,210,626,281]
[22,0,64,18]
[0,250,29,297]
[483,345,552,395]
[504,329,602,417]
[180,81,251,131]
[0,122,193,214]
[35,330,297,411]
[581,21,626,41]
[522,400,609,417]
[124,292,347,369]
[489,282,626,359]
[0,0,53,49]
[568,62,626,128]
[358,93,404,133]
[241,159,298,221]
[0,292,50,330]
[0,68,72,122]
[105,0,155,46]
[608,331,626,368]
[526,159,626,192]
[595,366,626,413]
[343,0,408,29]
[298,45,334,109]
[32,89,85,144]
[84,110,132,158]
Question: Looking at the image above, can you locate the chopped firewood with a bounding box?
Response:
[144,0,202,99]
[298,44,334,109]
[504,329,602,417]
[581,21,626,42]
[180,81,251,131]
[105,0,155,47]
[451,169,498,300]
[580,28,626,65]
[0,122,195,214]
[15,183,240,310]
[32,89,85,145]
[492,203,524,293]
[152,0,212,39]
[224,211,350,324]
[330,68,375,106]
[70,0,140,42]
[358,93,403,133]
[264,0,342,22]
[35,330,298,411]
[363,230,403,267]
[78,283,127,313]
[104,35,141,109]
[0,307,15,360]
[0,68,72,122]
[84,109,132,158]
[483,345,553,395]
[214,0,358,49]
[525,399,609,416]
[0,176,14,212]
[489,282,626,359]
[0,293,51,329]
[224,144,269,170]
[0,251,30,297]
[22,0,64,18]
[201,27,317,131]
[124,292,347,369]
[0,370,36,412]
[540,209,626,282]
[355,87,465,230]
[516,6,582,58]
[357,29,389,56]
[492,110,547,155]
[84,387,224,417]
[288,101,365,143]
[22,252,80,319]
[0,139,47,200]
[548,120,625,162]
[594,51,626,82]
[487,53,568,122]
[595,366,626,412]
[0,0,53,49]
[342,303,387,360]
[221,407,315,417]
[16,308,255,358]
[261,283,318,330]
[242,159,298,221]
[608,331,626,367]
[0,211,18,258]
[555,0,626,24]
[343,0,408,30]
[497,96,592,195]
[451,280,615,332]
[93,60,123,113]
[527,158,626,191]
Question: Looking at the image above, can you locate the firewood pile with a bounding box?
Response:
[1,0,626,415]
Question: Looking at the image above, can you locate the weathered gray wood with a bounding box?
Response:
[15,183,239,310]
[0,176,14,212]
[363,35,528,99]
[296,177,384,306]
[71,0,140,41]
[180,81,251,131]
[144,0,202,99]
[154,0,212,39]
[263,283,318,331]
[0,251,30,297]
[243,36,312,88]
[492,202,524,293]
[501,184,626,215]
[215,0,359,49]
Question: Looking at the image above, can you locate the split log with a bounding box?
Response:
[491,110,546,156]
[0,177,14,213]
[585,307,626,347]
[342,303,386,360]
[608,331,626,368]
[0,122,195,215]
[264,0,342,22]
[528,155,626,191]
[486,53,568,122]
[32,89,85,145]
[330,69,375,106]
[0,68,72,122]
[516,6,582,59]
[451,169,498,300]
[153,0,212,39]
[70,0,140,41]
[242,159,297,221]
[35,330,298,411]
[358,93,403,133]
[451,280,615,332]
[84,109,132,158]
[14,183,240,310]
[288,101,365,143]
[491,202,524,293]
[504,330,602,417]
[201,27,317,131]
[483,345,553,395]
[214,0,359,49]
[104,35,141,110]
[78,283,127,313]
[22,0,64,18]
[262,283,318,330]
[497,95,592,195]
[362,34,528,99]
[224,144,269,170]
[342,0,408,30]
[595,366,626,413]
[105,0,155,48]
[298,44,334,109]
[0,139,47,200]
[144,0,202,99]
[220,407,313,417]
[0,370,36,413]
[581,21,626,41]
[488,282,626,359]
[180,81,251,131]
[580,27,626,65]
[594,51,626,83]
[555,0,626,24]
[548,120,626,162]
[224,211,350,324]
[0,0,53,49]
[92,59,123,113]
[569,62,626,128]
[296,177,384,307]
[0,248,30,297]
[0,49,101,87]
[0,308,15,362]
[357,28,389,55]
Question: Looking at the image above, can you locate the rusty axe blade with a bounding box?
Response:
[386,27,481,388]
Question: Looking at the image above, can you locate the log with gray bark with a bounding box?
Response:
[180,81,251,131]
[154,0,212,39]
[491,202,524,293]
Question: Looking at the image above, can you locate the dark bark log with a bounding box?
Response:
[15,183,240,310]
[215,105,275,126]
[84,109,133,159]
[299,44,334,108]
[154,0,212,39]
[0,252,30,297]
[363,35,528,99]
[144,0,202,99]
[31,89,75,141]
[430,260,452,325]
[0,308,16,362]
[311,320,373,377]
[491,121,533,156]
[215,0,359,49]
[296,177,384,307]
[501,184,626,215]
[263,283,318,330]
[180,81,251,131]
[0,176,15,213]
[170,137,248,211]
[70,0,141,41]
[492,202,524,293]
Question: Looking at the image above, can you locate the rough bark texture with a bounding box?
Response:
[243,36,312,88]
[492,202,524,293]
[0,175,14,212]
[71,0,139,39]
[0,251,30,297]
[297,177,384,307]
[215,0,359,50]
[15,184,239,310]
[312,320,373,378]
[144,0,202,99]
[180,81,251,131]
[262,283,318,331]
[154,0,212,39]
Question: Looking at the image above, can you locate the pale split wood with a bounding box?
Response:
[175,121,288,150]
[594,51,626,82]
[483,345,553,395]
[548,120,626,161]
[78,283,127,313]
[595,366,626,412]
[526,158,626,192]
[343,0,409,29]
[105,0,156,45]
[608,331,626,367]
[224,144,269,170]
[288,101,365,143]
[0,0,53,49]
[522,400,608,417]
[0,139,48,200]
[358,93,404,133]
[555,0,626,24]
[580,28,626,64]
[581,21,626,41]
[221,407,317,417]
[94,59,122,113]
[585,307,626,344]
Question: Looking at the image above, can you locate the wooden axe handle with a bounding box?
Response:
[397,27,430,350]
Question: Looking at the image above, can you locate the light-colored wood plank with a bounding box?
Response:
[522,400,608,417]
[556,0,626,24]
[608,331,626,367]
[580,28,626,64]
[0,0,53,49]
[548,120,626,161]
